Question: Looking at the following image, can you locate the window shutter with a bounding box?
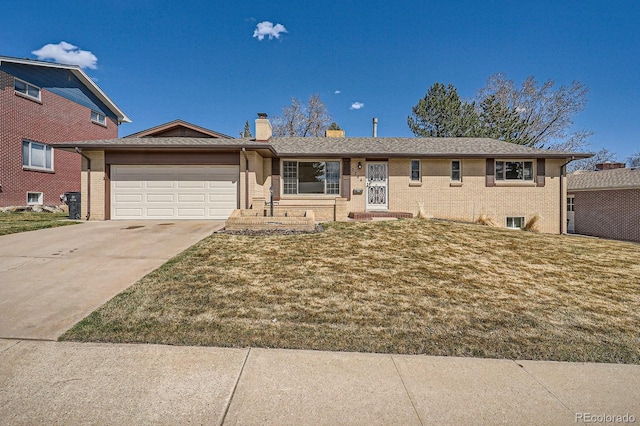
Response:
[536,158,546,187]
[341,159,351,200]
[271,158,281,201]
[485,158,495,187]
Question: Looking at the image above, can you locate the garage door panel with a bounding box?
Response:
[177,193,206,203]
[111,165,238,220]
[147,194,175,203]
[113,208,144,217]
[146,181,174,189]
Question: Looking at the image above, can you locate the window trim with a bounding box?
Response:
[14,77,41,101]
[91,110,107,126]
[506,216,525,230]
[410,159,421,183]
[451,159,462,182]
[282,159,341,196]
[22,140,54,172]
[26,192,44,205]
[567,195,575,212]
[495,160,535,182]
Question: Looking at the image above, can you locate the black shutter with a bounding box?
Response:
[486,158,495,187]
[536,158,546,187]
[271,158,281,200]
[342,159,351,200]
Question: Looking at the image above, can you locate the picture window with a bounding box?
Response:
[283,161,340,195]
[496,161,534,181]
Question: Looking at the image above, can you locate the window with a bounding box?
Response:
[14,78,41,101]
[496,161,534,181]
[283,161,340,195]
[567,196,575,212]
[410,160,421,182]
[91,111,107,126]
[22,140,53,171]
[451,160,461,181]
[506,216,524,229]
[27,192,43,205]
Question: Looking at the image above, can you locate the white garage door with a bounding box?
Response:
[111,165,238,219]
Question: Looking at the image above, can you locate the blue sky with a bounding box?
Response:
[2,1,638,159]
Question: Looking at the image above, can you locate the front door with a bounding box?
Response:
[366,162,388,210]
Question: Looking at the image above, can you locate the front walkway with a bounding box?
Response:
[1,340,638,425]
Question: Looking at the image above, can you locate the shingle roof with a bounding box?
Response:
[568,168,640,190]
[53,136,591,159]
[268,137,589,158]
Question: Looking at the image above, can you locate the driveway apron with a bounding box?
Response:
[0,220,222,340]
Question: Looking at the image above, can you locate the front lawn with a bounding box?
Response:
[0,211,79,236]
[61,219,640,363]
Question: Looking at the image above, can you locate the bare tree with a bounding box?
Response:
[272,94,332,137]
[568,147,617,172]
[627,151,640,168]
[478,73,592,151]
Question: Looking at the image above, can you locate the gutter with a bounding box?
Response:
[559,156,576,234]
[241,148,250,209]
[75,148,91,220]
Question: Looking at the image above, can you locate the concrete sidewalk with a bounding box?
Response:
[1,340,638,425]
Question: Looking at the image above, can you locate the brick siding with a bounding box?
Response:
[572,189,640,243]
[0,70,118,207]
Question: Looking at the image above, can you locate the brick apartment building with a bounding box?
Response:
[0,56,129,207]
[568,162,640,243]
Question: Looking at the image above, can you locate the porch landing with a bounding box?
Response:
[348,211,414,220]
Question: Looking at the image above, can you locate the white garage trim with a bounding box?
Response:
[111,165,238,219]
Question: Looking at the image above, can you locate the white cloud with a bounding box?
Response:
[334,90,341,94]
[253,21,288,40]
[32,41,98,69]
[350,102,364,110]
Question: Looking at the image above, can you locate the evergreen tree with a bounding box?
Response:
[241,120,253,138]
[407,83,479,137]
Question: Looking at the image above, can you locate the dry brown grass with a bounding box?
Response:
[61,219,640,363]
[0,212,78,236]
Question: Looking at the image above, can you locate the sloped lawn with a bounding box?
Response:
[0,212,78,236]
[61,219,640,363]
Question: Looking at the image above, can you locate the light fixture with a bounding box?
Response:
[357,162,362,169]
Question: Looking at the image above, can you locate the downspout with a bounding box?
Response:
[559,156,575,234]
[74,147,91,220]
[241,148,249,209]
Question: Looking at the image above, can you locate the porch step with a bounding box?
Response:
[348,211,414,220]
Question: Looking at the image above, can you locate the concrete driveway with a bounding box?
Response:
[0,220,223,340]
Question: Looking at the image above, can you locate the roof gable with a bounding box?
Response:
[0,56,130,123]
[124,120,233,139]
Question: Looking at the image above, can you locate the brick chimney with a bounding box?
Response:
[595,162,626,171]
[325,129,345,138]
[255,113,272,142]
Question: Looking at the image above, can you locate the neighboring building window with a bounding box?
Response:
[567,196,575,212]
[14,78,41,101]
[506,216,524,229]
[91,111,107,126]
[22,140,53,171]
[495,161,534,181]
[410,160,421,182]
[283,161,340,195]
[27,192,43,205]
[451,160,461,181]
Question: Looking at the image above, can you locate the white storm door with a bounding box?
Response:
[366,162,388,210]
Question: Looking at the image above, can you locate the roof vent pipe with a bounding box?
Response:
[372,117,378,137]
